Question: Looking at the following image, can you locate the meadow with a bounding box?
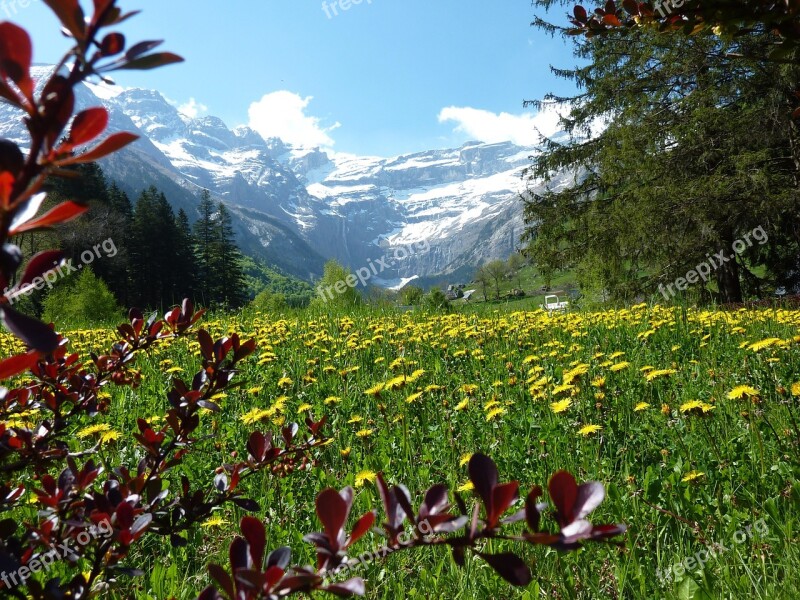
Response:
[3,303,799,599]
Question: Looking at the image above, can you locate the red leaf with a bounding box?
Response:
[467,453,498,510]
[477,552,532,586]
[125,40,164,58]
[316,488,350,549]
[10,201,88,235]
[100,33,126,57]
[603,13,623,26]
[573,5,588,22]
[68,107,109,147]
[58,132,139,166]
[346,511,375,548]
[489,481,519,527]
[324,578,366,597]
[548,471,578,527]
[525,486,543,532]
[42,0,87,41]
[207,563,234,599]
[240,516,266,568]
[18,250,64,288]
[115,52,184,71]
[0,351,38,379]
[0,23,33,98]
[0,306,58,353]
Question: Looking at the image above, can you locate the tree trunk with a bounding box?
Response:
[716,255,742,303]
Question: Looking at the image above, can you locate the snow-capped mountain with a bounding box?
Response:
[1,68,569,285]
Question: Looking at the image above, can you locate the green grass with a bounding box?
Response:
[8,303,800,599]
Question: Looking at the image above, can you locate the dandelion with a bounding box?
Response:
[634,402,650,412]
[100,430,121,444]
[297,403,313,414]
[340,447,352,458]
[681,471,705,483]
[405,392,424,404]
[247,386,263,395]
[460,384,479,395]
[591,376,606,388]
[277,376,293,389]
[364,382,385,397]
[679,400,715,415]
[791,382,800,396]
[165,366,184,374]
[241,408,270,425]
[354,470,377,487]
[457,481,474,493]
[201,516,228,528]
[660,403,671,415]
[347,416,364,424]
[324,396,342,405]
[424,384,445,393]
[356,429,374,438]
[610,361,630,372]
[551,399,572,414]
[485,407,506,421]
[459,453,473,467]
[551,383,575,396]
[77,423,111,438]
[748,337,783,352]
[578,424,602,436]
[645,369,677,382]
[455,399,469,411]
[727,385,760,400]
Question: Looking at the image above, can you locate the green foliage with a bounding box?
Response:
[241,255,314,306]
[311,260,363,308]
[422,287,451,312]
[250,288,288,313]
[42,268,121,327]
[398,285,424,306]
[524,9,800,303]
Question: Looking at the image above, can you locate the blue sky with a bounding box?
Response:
[10,0,578,156]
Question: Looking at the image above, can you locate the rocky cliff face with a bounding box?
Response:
[1,68,566,286]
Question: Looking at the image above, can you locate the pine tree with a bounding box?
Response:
[211,202,247,308]
[174,208,198,302]
[523,10,800,302]
[193,189,216,306]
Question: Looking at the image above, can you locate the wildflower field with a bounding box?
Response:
[4,304,800,599]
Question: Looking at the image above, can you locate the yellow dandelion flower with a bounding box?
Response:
[551,383,576,396]
[609,351,626,359]
[460,384,479,395]
[340,447,352,458]
[455,399,470,411]
[727,385,760,400]
[591,376,606,388]
[347,416,364,424]
[325,396,342,405]
[201,516,227,528]
[77,423,111,438]
[165,366,184,374]
[405,392,424,404]
[577,424,602,436]
[241,408,270,425]
[277,376,293,389]
[791,382,800,396]
[660,403,671,415]
[486,407,506,421]
[100,430,121,444]
[354,470,377,487]
[247,386,263,395]
[356,429,374,438]
[679,400,715,415]
[748,338,783,352]
[681,471,705,483]
[297,403,313,414]
[459,453,473,467]
[457,481,474,493]
[645,369,677,382]
[610,362,630,372]
[634,402,650,412]
[424,384,445,393]
[551,399,572,414]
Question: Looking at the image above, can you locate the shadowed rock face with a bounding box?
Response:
[2,69,568,284]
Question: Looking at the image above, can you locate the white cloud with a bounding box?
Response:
[178,98,208,119]
[438,104,565,147]
[248,91,340,148]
